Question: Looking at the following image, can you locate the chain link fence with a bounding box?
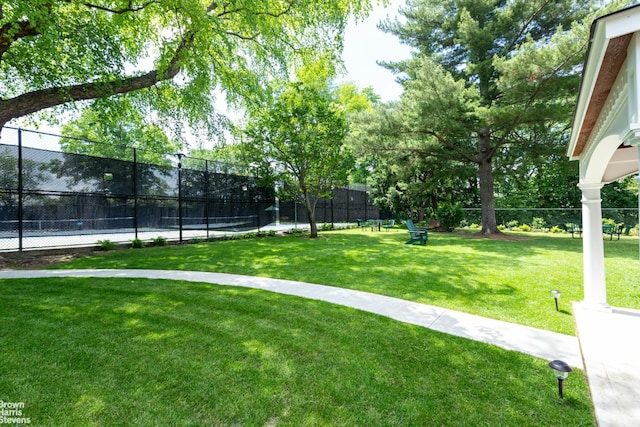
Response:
[1,127,379,251]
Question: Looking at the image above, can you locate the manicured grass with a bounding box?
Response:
[54,229,640,335]
[0,277,595,426]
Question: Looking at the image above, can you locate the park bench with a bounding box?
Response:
[357,219,384,231]
[405,219,428,245]
[602,223,624,240]
[567,223,582,238]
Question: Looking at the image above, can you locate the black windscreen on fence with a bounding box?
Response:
[1,127,377,251]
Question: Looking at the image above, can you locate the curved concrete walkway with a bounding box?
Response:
[0,269,582,369]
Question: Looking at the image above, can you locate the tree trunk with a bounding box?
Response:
[302,193,319,238]
[478,127,500,235]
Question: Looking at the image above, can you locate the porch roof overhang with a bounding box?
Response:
[567,4,640,185]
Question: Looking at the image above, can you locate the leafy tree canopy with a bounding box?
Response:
[337,83,380,113]
[347,103,478,221]
[373,0,628,234]
[59,99,181,165]
[242,59,352,237]
[0,0,374,138]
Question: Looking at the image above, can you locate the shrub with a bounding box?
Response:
[255,230,276,237]
[287,228,307,235]
[532,217,546,231]
[130,238,145,249]
[519,224,532,232]
[320,223,333,231]
[152,236,167,246]
[498,224,506,231]
[436,202,464,232]
[602,218,616,227]
[97,239,117,251]
[550,226,562,233]
[506,220,519,230]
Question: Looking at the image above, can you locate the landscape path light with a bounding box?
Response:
[549,359,572,398]
[551,289,561,311]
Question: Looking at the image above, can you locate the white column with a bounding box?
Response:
[579,183,610,311]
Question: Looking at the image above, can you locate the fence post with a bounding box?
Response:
[323,196,327,224]
[331,188,334,228]
[133,147,139,239]
[17,128,23,251]
[254,167,260,232]
[204,160,210,239]
[177,154,184,243]
[364,185,368,221]
[346,186,350,223]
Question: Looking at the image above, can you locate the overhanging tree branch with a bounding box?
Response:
[0,20,40,60]
[0,32,194,129]
[216,1,293,19]
[504,0,554,54]
[81,1,160,14]
[507,39,587,133]
[1,2,161,60]
[371,127,480,164]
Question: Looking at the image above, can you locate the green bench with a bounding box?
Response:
[382,219,395,231]
[568,223,629,240]
[567,223,582,238]
[602,223,624,240]
[405,219,428,245]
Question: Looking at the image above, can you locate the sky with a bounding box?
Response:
[339,0,412,102]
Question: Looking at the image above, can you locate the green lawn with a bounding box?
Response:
[1,276,595,426]
[53,228,640,335]
[4,228,632,425]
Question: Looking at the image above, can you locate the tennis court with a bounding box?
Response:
[1,127,380,252]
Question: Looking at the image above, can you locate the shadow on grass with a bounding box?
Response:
[50,229,640,334]
[0,277,595,426]
[602,237,640,260]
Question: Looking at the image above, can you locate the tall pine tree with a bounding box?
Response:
[382,0,627,234]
